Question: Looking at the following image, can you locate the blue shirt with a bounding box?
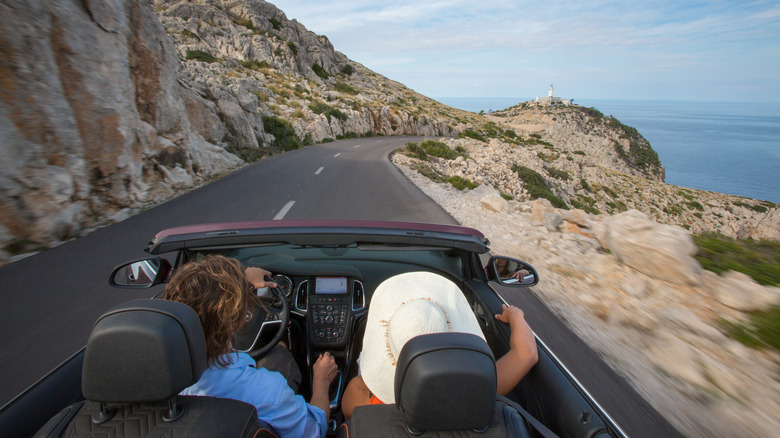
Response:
[181,352,327,438]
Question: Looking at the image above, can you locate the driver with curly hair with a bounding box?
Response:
[162,255,337,438]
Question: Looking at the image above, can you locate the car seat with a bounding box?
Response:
[33,299,277,438]
[338,332,534,437]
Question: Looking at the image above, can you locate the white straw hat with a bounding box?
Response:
[359,271,485,404]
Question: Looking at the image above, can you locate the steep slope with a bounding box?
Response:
[0,0,481,259]
[153,0,480,147]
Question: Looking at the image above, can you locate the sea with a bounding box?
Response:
[436,97,780,204]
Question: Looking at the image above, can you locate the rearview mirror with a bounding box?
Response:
[109,257,172,288]
[486,256,538,287]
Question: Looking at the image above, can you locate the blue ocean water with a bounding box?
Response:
[436,97,780,203]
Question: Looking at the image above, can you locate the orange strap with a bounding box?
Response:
[368,393,384,405]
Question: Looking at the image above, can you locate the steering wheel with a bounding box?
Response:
[234,283,290,359]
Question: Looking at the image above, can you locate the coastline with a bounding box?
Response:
[437,98,780,204]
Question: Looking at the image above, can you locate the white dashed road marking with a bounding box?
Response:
[273,201,295,220]
[315,167,324,175]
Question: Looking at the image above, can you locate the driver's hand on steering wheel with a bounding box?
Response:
[245,267,278,289]
[313,352,338,385]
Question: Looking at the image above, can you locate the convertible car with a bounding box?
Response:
[2,220,626,437]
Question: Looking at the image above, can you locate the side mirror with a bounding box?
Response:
[109,257,172,288]
[486,256,538,287]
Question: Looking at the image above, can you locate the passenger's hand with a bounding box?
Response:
[245,267,277,289]
[494,304,539,395]
[313,352,338,385]
[495,304,538,362]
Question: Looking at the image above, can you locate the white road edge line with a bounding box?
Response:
[354,144,361,148]
[315,167,324,175]
[334,153,341,157]
[273,201,295,220]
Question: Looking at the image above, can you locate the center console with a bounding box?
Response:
[294,276,366,411]
[296,276,365,348]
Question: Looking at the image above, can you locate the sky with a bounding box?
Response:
[266,0,780,102]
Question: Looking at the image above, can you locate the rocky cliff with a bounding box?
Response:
[406,104,778,240]
[0,0,482,260]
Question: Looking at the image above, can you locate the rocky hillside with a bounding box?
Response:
[392,155,780,437]
[0,0,481,260]
[400,104,778,240]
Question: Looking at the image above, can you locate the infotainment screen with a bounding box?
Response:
[315,277,348,294]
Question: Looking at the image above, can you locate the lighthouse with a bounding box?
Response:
[549,84,554,98]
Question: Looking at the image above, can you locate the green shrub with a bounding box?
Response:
[336,131,359,140]
[308,100,330,115]
[262,116,300,151]
[601,186,618,198]
[547,167,571,181]
[340,64,354,76]
[321,138,335,143]
[734,201,769,213]
[287,41,298,55]
[581,179,592,193]
[334,81,358,95]
[232,17,256,31]
[570,195,601,215]
[686,201,704,211]
[312,63,329,80]
[512,164,568,209]
[500,192,514,201]
[447,175,479,191]
[606,200,628,213]
[240,59,271,70]
[404,142,428,160]
[573,150,586,156]
[693,233,780,286]
[423,140,464,160]
[413,162,447,183]
[186,50,218,63]
[458,130,486,142]
[537,151,557,163]
[720,305,780,354]
[576,106,605,121]
[679,190,695,201]
[326,108,347,122]
[269,18,281,30]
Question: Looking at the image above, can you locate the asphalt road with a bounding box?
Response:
[0,136,679,436]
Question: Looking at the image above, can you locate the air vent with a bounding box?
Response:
[352,280,365,311]
[295,280,308,312]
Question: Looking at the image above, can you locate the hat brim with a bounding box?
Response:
[359,271,485,404]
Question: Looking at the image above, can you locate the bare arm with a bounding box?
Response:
[494,304,539,395]
[310,352,338,421]
[341,375,372,420]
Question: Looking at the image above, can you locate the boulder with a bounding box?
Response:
[710,271,780,311]
[599,210,702,285]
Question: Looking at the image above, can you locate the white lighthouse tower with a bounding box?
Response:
[549,84,554,98]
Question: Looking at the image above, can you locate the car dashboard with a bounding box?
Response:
[186,244,469,415]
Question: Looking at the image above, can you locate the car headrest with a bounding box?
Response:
[394,332,497,431]
[82,299,207,403]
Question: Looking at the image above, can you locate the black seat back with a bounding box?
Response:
[395,332,497,431]
[34,299,270,438]
[82,299,206,403]
[340,332,537,437]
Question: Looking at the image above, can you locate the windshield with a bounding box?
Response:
[186,243,466,281]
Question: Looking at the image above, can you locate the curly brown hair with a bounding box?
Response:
[162,255,259,367]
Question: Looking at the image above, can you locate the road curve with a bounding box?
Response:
[0,136,679,436]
